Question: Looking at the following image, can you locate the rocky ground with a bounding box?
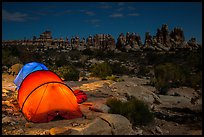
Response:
[2,73,202,135]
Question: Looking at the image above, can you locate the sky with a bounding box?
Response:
[2,2,202,44]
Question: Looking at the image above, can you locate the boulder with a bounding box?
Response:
[81,117,112,135]
[99,113,135,135]
[17,129,25,134]
[134,127,143,135]
[168,87,199,99]
[89,102,110,113]
[2,88,10,93]
[189,130,202,135]
[2,66,8,72]
[109,81,161,105]
[2,116,13,125]
[49,127,72,135]
[64,113,135,135]
[79,104,102,120]
[158,94,194,108]
[8,63,23,75]
[155,126,163,134]
[2,101,15,108]
[25,122,34,128]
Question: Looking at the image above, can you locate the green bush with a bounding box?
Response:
[137,65,150,77]
[154,62,184,94]
[186,51,202,71]
[110,62,129,75]
[93,49,104,59]
[104,50,116,58]
[106,97,154,126]
[153,61,202,92]
[2,49,22,68]
[54,65,80,81]
[184,71,202,89]
[68,49,82,60]
[55,54,71,67]
[82,48,94,56]
[90,62,112,79]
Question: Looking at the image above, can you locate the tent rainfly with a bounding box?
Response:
[17,70,82,123]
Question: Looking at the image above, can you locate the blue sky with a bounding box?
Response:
[2,2,202,44]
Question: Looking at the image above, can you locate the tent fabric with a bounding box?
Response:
[14,62,48,90]
[18,70,82,123]
[73,89,88,104]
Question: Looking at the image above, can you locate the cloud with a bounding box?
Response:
[79,10,96,16]
[85,11,95,16]
[128,6,136,10]
[86,19,100,24]
[128,13,140,16]
[118,2,125,6]
[85,19,100,27]
[115,7,124,12]
[99,4,112,9]
[99,2,107,5]
[94,24,100,27]
[53,10,75,16]
[33,10,54,16]
[2,9,28,22]
[110,13,123,18]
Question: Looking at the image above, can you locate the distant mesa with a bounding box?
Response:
[2,24,202,52]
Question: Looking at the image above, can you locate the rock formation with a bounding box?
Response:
[2,25,201,52]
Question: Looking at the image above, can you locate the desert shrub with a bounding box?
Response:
[184,71,202,89]
[93,49,104,59]
[82,48,94,56]
[79,55,89,67]
[55,56,70,67]
[19,52,37,64]
[154,60,202,92]
[2,66,8,73]
[90,62,112,79]
[106,75,124,82]
[137,65,150,77]
[186,50,202,71]
[2,49,22,68]
[54,65,80,81]
[149,77,157,86]
[110,62,129,75]
[55,59,64,67]
[72,61,84,68]
[68,49,82,60]
[154,63,184,94]
[106,97,154,126]
[104,50,116,58]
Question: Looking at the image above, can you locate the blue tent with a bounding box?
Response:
[14,62,48,90]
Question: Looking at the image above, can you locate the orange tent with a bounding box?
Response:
[18,70,82,123]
